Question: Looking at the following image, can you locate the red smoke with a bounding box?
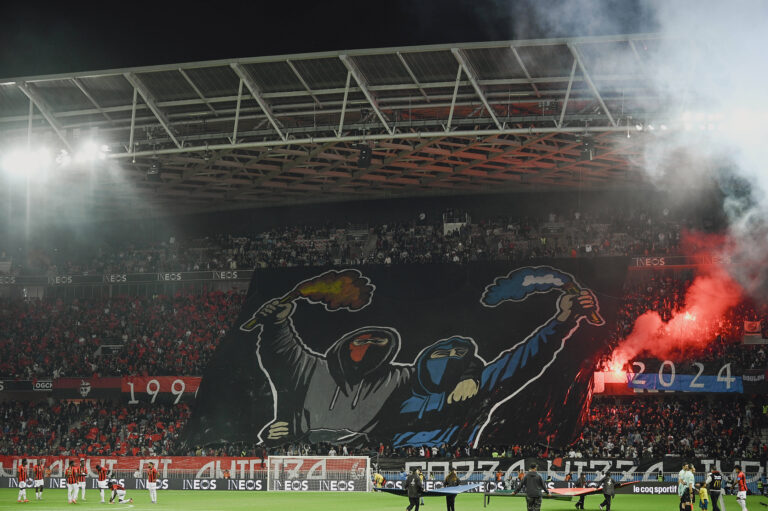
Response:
[608,233,744,371]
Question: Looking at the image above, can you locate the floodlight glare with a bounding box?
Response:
[75,140,108,162]
[56,149,72,167]
[1,147,52,177]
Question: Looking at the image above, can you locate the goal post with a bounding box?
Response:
[267,455,371,492]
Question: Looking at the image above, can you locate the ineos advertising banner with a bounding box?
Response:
[0,270,254,287]
[0,477,265,491]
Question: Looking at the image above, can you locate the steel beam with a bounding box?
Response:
[451,48,502,130]
[231,78,243,144]
[128,87,137,155]
[558,59,578,128]
[339,54,393,135]
[510,46,541,98]
[396,51,429,102]
[286,59,322,108]
[110,125,632,160]
[567,43,617,127]
[228,141,337,196]
[445,65,463,132]
[334,137,442,186]
[178,68,217,115]
[231,63,287,142]
[72,78,112,121]
[336,71,352,137]
[123,72,182,148]
[16,82,72,150]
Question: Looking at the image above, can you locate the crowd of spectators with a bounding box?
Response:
[596,275,768,373]
[3,395,767,461]
[0,204,694,276]
[572,396,768,461]
[0,400,190,457]
[0,291,244,379]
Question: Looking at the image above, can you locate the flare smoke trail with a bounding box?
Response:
[516,1,768,366]
[519,0,768,299]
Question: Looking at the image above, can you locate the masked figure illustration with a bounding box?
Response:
[242,267,602,447]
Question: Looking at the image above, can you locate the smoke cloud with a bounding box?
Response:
[518,0,768,298]
[512,1,768,366]
[610,259,743,368]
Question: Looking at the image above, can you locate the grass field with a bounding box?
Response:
[0,489,764,511]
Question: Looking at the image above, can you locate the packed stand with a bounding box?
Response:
[0,400,190,457]
[0,291,244,379]
[0,204,696,276]
[2,396,767,461]
[573,396,768,461]
[597,275,768,373]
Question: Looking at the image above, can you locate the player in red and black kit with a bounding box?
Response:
[66,460,78,504]
[32,462,45,500]
[16,459,29,503]
[734,465,749,511]
[77,459,87,501]
[146,462,159,504]
[107,480,133,504]
[95,464,110,503]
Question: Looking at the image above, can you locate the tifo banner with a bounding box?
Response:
[53,377,122,399]
[186,260,626,449]
[0,379,52,393]
[742,370,768,393]
[743,320,767,344]
[122,376,201,404]
[48,377,200,402]
[0,456,266,479]
[626,374,743,393]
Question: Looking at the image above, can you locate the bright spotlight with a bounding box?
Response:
[75,140,108,162]
[1,147,52,177]
[55,149,71,167]
[635,124,643,131]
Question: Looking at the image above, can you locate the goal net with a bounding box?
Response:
[267,456,371,492]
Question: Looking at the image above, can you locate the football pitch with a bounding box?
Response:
[0,490,764,511]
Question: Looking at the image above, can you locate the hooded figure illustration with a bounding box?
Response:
[326,328,401,410]
[400,337,483,419]
[249,267,600,448]
[253,299,413,444]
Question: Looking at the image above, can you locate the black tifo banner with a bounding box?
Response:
[0,477,265,491]
[185,260,627,449]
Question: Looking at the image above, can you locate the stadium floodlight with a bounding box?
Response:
[75,140,109,162]
[55,149,72,167]
[0,147,52,178]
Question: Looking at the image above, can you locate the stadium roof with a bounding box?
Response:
[0,34,676,215]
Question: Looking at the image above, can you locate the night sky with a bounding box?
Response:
[0,0,656,78]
